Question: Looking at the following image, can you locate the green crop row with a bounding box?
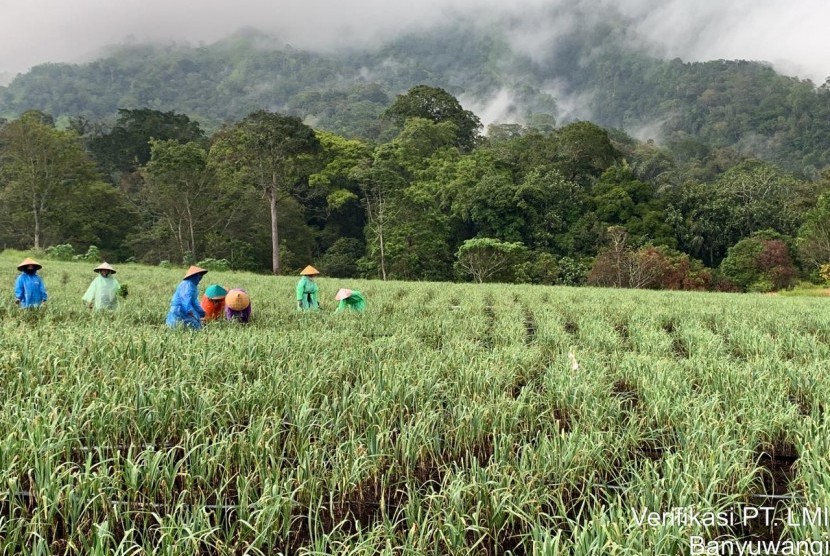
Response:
[1,252,829,554]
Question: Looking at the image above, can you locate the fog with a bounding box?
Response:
[1,0,828,84]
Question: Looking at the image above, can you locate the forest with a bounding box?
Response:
[1,24,830,292]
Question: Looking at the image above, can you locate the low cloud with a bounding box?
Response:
[0,0,827,84]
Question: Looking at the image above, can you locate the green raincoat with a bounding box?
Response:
[82,275,121,310]
[335,291,366,312]
[296,276,319,310]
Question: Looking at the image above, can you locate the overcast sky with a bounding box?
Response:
[1,0,828,84]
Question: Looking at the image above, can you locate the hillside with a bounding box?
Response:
[1,23,829,174]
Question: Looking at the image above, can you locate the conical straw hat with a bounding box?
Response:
[225,289,250,311]
[17,257,42,270]
[335,288,353,301]
[94,262,116,274]
[184,265,208,279]
[300,265,320,276]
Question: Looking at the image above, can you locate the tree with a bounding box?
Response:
[87,108,205,188]
[353,118,458,280]
[554,121,619,184]
[350,144,406,280]
[49,180,138,259]
[0,111,98,249]
[587,227,663,289]
[719,231,797,292]
[666,161,808,267]
[308,131,370,254]
[797,191,830,271]
[454,237,528,283]
[383,85,482,152]
[210,111,321,274]
[591,164,675,247]
[141,139,238,262]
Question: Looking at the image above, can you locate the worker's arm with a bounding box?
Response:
[82,279,96,306]
[190,285,205,318]
[14,275,24,302]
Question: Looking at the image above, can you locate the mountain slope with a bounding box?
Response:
[1,23,828,173]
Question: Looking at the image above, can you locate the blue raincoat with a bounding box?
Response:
[15,272,48,308]
[166,277,205,329]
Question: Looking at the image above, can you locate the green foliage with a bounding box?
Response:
[514,252,559,285]
[797,187,830,271]
[719,231,797,291]
[454,237,528,283]
[210,110,322,274]
[592,164,675,247]
[556,256,591,286]
[72,245,101,262]
[2,54,828,286]
[140,139,230,263]
[196,258,231,271]
[666,161,808,266]
[318,238,365,278]
[384,85,482,152]
[0,111,100,250]
[3,23,830,173]
[88,108,205,177]
[554,122,619,183]
[45,244,76,261]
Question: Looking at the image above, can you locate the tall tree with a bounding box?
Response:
[797,191,830,270]
[353,118,458,280]
[350,144,405,280]
[210,111,321,274]
[141,139,236,261]
[88,108,205,180]
[554,121,619,184]
[667,160,806,266]
[383,85,482,152]
[0,111,98,249]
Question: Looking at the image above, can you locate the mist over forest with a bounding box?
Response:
[2,14,830,172]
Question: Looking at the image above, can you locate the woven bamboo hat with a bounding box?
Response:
[184,265,208,279]
[17,257,42,271]
[335,288,353,301]
[94,262,116,274]
[300,265,320,276]
[225,289,250,311]
[205,284,227,300]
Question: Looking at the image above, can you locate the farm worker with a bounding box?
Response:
[225,288,252,323]
[82,262,121,310]
[334,288,366,313]
[166,265,208,329]
[296,265,320,311]
[200,284,227,322]
[14,258,47,308]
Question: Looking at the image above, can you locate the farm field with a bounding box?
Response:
[2,251,830,555]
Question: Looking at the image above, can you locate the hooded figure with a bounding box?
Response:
[14,258,48,308]
[296,265,320,311]
[225,288,252,323]
[334,288,366,313]
[200,284,227,321]
[166,266,208,329]
[82,263,121,310]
